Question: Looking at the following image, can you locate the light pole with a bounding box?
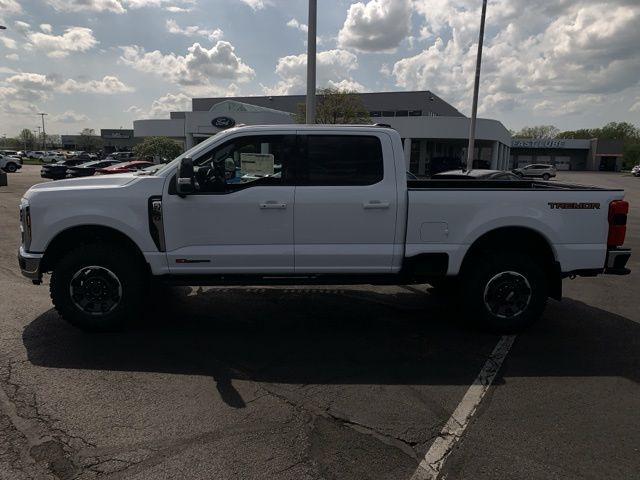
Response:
[465,0,488,172]
[306,0,317,124]
[38,112,48,150]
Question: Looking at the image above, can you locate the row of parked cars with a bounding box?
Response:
[41,158,154,180]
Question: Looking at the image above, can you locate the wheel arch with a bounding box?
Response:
[461,226,562,300]
[41,225,148,274]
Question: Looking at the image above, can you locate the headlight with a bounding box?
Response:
[19,202,32,250]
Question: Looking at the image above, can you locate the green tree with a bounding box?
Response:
[514,125,560,139]
[79,128,103,152]
[623,144,640,169]
[46,134,62,149]
[17,129,35,150]
[294,88,371,124]
[600,122,640,142]
[133,136,183,162]
[556,129,599,139]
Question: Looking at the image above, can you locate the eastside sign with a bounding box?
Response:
[212,116,236,129]
[512,139,567,148]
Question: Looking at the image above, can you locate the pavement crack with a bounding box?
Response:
[257,384,420,461]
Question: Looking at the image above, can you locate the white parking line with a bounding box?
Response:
[411,334,517,480]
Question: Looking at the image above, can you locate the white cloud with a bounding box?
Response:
[287,19,308,33]
[240,0,271,11]
[166,20,224,42]
[39,24,52,34]
[120,41,255,88]
[338,0,412,53]
[6,53,19,60]
[47,0,126,14]
[263,49,361,95]
[327,79,367,92]
[58,76,134,94]
[6,72,50,92]
[165,5,192,12]
[43,0,193,13]
[0,0,22,16]
[534,95,605,116]
[631,98,640,113]
[394,0,640,115]
[125,105,143,114]
[13,20,31,34]
[2,72,133,104]
[24,26,99,58]
[149,92,192,117]
[0,37,17,49]
[53,110,90,123]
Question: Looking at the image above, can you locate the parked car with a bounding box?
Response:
[40,159,88,180]
[433,169,522,180]
[41,152,67,164]
[95,161,154,175]
[18,125,631,333]
[0,150,19,157]
[512,164,557,180]
[65,160,121,178]
[0,154,22,173]
[631,165,640,177]
[70,152,98,162]
[106,151,136,162]
[27,151,47,160]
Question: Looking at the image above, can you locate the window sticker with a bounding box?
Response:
[241,153,275,176]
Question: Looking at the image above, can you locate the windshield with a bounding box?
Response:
[146,131,231,176]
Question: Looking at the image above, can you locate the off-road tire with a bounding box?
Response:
[4,163,17,173]
[50,243,147,331]
[462,252,547,333]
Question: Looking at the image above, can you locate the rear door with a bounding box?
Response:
[293,132,398,273]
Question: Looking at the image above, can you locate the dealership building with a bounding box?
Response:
[134,91,513,175]
[510,138,624,171]
[61,129,142,153]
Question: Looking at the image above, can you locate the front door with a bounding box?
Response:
[162,133,296,274]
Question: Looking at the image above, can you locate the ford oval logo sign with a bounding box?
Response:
[212,116,236,129]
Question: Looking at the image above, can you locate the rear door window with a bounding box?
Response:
[299,135,384,186]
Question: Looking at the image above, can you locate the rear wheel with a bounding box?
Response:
[462,252,547,333]
[542,173,550,181]
[5,163,17,173]
[50,244,147,331]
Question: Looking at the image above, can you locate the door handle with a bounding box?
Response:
[260,201,287,209]
[363,201,390,209]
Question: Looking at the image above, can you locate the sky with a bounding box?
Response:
[0,0,639,137]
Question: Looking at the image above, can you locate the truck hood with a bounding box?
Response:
[23,173,139,200]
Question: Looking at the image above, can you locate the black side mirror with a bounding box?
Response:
[176,157,195,196]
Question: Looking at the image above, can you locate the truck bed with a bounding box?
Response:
[408,179,622,191]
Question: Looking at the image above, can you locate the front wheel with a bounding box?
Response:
[5,163,17,173]
[462,252,547,333]
[50,244,147,331]
[542,173,550,181]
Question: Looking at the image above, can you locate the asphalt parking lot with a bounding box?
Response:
[0,166,638,480]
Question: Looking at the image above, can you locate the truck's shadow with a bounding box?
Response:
[22,286,639,408]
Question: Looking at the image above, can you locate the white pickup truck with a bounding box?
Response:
[18,125,631,332]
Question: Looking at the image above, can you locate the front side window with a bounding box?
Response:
[300,135,384,186]
[192,135,294,193]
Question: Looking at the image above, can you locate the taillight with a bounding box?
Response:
[608,200,628,247]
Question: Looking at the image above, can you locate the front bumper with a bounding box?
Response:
[18,246,43,283]
[604,248,631,275]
